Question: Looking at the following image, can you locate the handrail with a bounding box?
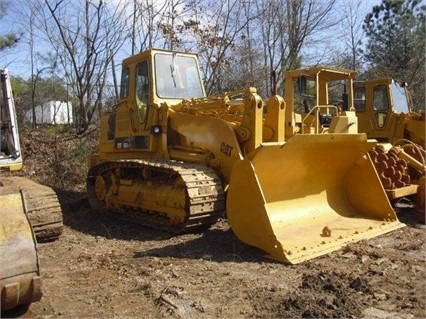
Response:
[302,105,339,134]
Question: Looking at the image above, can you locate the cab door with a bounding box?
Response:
[354,82,393,141]
[371,84,391,132]
[129,60,151,150]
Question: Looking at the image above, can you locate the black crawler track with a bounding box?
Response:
[0,176,63,242]
[87,159,226,233]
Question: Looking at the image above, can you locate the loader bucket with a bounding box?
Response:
[227,134,405,264]
[0,190,42,312]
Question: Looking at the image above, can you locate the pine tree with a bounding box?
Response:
[362,0,425,107]
[0,0,20,51]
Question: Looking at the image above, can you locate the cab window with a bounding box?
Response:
[120,68,130,99]
[135,61,149,123]
[373,85,389,111]
[154,53,204,99]
[354,86,366,111]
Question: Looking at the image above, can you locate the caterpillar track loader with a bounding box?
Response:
[1,69,63,311]
[285,67,425,223]
[87,49,404,264]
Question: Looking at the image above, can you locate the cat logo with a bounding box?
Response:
[220,142,233,157]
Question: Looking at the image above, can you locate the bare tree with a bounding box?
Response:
[232,0,339,96]
[255,0,288,95]
[109,0,341,98]
[327,0,367,71]
[130,0,168,54]
[283,0,338,69]
[42,0,130,131]
[145,0,339,97]
[173,0,253,94]
[157,0,191,50]
[28,3,59,127]
[5,0,57,126]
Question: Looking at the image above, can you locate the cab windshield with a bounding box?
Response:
[390,81,410,113]
[154,53,205,99]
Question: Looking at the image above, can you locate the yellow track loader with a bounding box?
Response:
[1,69,63,311]
[87,49,404,264]
[285,67,425,223]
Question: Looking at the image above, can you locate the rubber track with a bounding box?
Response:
[87,159,226,232]
[0,176,63,242]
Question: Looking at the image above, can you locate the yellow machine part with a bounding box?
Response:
[0,190,42,312]
[227,133,405,264]
[405,115,426,147]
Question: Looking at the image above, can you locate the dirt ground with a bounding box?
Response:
[2,126,426,319]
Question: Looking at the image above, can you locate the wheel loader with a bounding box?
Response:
[1,69,63,311]
[87,49,405,264]
[285,67,425,223]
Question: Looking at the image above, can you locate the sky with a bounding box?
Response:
[0,0,382,80]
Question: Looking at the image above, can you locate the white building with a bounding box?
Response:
[25,101,73,124]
